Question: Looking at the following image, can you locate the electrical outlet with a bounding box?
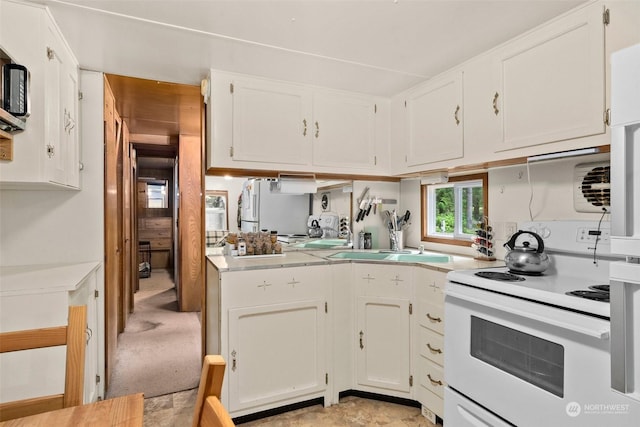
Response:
[505,222,517,237]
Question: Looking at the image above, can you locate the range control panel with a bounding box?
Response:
[518,221,611,255]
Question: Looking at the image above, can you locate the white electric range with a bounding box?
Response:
[444,221,640,427]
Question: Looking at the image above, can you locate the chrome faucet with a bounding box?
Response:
[344,223,353,248]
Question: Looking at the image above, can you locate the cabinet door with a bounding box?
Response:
[231,77,312,166]
[44,22,67,186]
[227,300,326,412]
[69,272,99,403]
[62,56,79,188]
[356,296,411,394]
[312,92,376,169]
[496,2,605,151]
[405,71,463,166]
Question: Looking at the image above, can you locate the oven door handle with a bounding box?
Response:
[446,289,610,340]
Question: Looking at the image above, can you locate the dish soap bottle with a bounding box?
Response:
[359,230,365,249]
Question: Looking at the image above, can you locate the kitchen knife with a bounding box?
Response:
[365,198,373,216]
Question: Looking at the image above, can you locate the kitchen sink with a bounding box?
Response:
[294,239,349,249]
[328,251,451,263]
[328,252,391,260]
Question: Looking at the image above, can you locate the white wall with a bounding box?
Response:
[0,71,105,267]
[400,152,610,258]
[352,180,400,249]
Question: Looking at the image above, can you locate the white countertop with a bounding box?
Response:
[0,262,101,295]
[207,248,503,273]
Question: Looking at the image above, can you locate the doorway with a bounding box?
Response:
[103,74,204,397]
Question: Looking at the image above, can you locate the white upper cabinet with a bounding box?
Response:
[231,77,312,166]
[0,1,79,190]
[312,92,377,170]
[404,71,463,167]
[207,70,384,175]
[495,1,605,152]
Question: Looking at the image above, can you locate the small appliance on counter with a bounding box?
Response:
[307,213,340,238]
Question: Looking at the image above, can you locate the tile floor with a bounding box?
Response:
[143,388,443,426]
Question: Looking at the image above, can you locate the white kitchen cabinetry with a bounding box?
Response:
[0,262,102,404]
[214,265,329,417]
[403,71,463,168]
[0,0,80,189]
[494,1,605,152]
[354,263,412,397]
[311,92,377,170]
[207,70,382,174]
[414,268,446,420]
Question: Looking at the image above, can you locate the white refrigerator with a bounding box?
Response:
[240,179,310,235]
[610,43,640,403]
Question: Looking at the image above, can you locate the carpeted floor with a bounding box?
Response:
[107,269,201,399]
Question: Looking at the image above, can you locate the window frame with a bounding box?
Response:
[421,172,489,247]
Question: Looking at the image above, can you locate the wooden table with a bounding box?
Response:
[0,393,144,426]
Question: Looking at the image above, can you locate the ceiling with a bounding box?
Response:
[29,0,588,159]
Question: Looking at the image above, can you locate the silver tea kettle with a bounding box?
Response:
[503,230,550,275]
[308,219,323,238]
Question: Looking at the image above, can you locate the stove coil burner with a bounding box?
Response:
[565,290,610,302]
[475,271,526,282]
[589,284,610,292]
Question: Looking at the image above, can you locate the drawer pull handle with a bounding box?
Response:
[359,330,364,350]
[231,350,237,371]
[427,343,442,354]
[426,313,442,323]
[427,374,443,386]
[492,92,500,115]
[303,119,307,136]
[454,105,460,125]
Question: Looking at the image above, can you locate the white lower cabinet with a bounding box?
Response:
[414,268,447,420]
[217,265,329,417]
[228,299,327,412]
[0,262,102,404]
[207,260,451,420]
[354,264,412,397]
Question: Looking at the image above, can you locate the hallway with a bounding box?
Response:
[106,269,201,399]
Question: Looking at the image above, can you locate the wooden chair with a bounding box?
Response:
[0,305,87,422]
[192,355,234,427]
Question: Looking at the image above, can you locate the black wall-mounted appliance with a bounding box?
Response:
[3,63,29,117]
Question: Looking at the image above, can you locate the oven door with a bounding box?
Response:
[445,282,639,427]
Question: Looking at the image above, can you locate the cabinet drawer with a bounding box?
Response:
[418,298,444,334]
[354,264,412,298]
[139,228,172,239]
[223,266,328,307]
[419,326,444,366]
[151,238,172,250]
[145,217,173,229]
[418,356,446,398]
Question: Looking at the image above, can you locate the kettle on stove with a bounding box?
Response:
[308,219,323,238]
[503,230,550,275]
